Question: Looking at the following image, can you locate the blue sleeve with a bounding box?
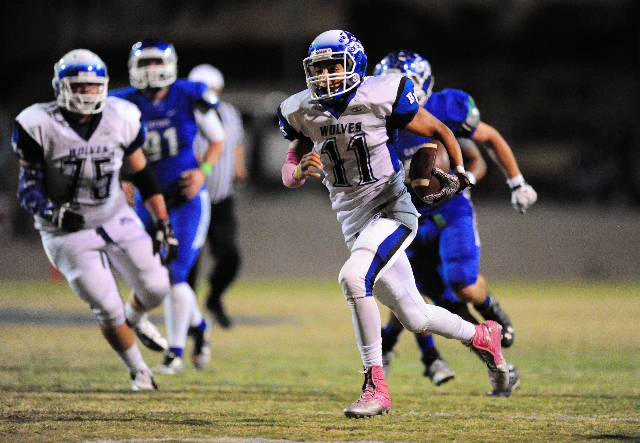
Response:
[277,105,303,141]
[12,121,44,164]
[17,165,57,222]
[387,76,420,130]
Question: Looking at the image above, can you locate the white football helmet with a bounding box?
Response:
[303,30,367,102]
[188,64,224,92]
[128,38,178,89]
[52,49,109,114]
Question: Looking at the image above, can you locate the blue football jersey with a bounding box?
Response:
[393,88,481,217]
[109,79,208,197]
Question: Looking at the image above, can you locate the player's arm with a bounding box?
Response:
[404,107,465,172]
[459,138,487,185]
[472,121,537,213]
[12,120,84,232]
[281,138,322,188]
[125,148,178,264]
[180,105,225,200]
[125,149,169,221]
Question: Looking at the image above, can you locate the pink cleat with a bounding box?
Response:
[344,365,391,418]
[469,321,509,391]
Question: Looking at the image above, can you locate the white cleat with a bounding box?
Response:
[130,368,158,391]
[132,314,168,353]
[154,352,184,375]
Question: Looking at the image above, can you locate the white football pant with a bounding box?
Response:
[339,215,475,368]
[41,205,171,328]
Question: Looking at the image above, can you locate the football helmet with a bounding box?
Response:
[374,50,434,105]
[52,49,109,115]
[128,38,178,89]
[303,30,367,102]
[188,64,224,92]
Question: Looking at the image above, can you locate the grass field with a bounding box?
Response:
[1,277,639,443]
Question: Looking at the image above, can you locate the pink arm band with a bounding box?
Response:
[282,148,305,188]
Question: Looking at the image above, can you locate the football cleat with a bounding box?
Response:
[188,324,211,370]
[130,368,158,391]
[487,363,521,398]
[423,357,455,386]
[468,321,509,391]
[132,314,167,352]
[344,366,391,419]
[474,293,515,348]
[154,351,184,375]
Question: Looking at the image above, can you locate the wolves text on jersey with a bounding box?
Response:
[320,122,362,137]
[69,145,110,157]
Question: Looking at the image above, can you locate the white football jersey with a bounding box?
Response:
[14,97,143,231]
[279,74,419,241]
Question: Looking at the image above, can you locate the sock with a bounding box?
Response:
[165,282,197,349]
[169,347,184,358]
[117,342,148,373]
[348,296,383,368]
[473,292,492,311]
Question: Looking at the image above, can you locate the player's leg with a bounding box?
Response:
[439,213,515,347]
[205,197,241,329]
[41,229,157,390]
[103,206,170,353]
[373,241,509,393]
[339,215,418,418]
[403,220,455,385]
[159,190,211,373]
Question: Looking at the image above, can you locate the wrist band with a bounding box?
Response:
[200,161,213,177]
[466,171,477,185]
[294,165,301,181]
[507,174,524,189]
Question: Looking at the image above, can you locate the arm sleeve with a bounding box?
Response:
[282,148,306,188]
[195,108,225,143]
[17,164,57,222]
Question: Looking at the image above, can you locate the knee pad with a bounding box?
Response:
[338,255,370,302]
[68,273,125,328]
[135,265,171,311]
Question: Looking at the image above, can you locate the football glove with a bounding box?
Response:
[510,183,537,214]
[52,203,85,232]
[421,168,473,205]
[153,219,179,265]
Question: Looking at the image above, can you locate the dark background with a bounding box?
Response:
[1,0,639,246]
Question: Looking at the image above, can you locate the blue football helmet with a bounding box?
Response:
[374,50,434,105]
[128,38,178,89]
[52,49,109,115]
[303,30,367,102]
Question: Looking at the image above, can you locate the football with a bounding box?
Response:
[409,140,450,201]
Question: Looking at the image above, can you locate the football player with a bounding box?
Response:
[277,30,509,418]
[187,64,247,330]
[110,38,225,375]
[12,49,178,391]
[374,50,538,396]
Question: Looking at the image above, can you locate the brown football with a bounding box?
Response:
[409,140,451,201]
